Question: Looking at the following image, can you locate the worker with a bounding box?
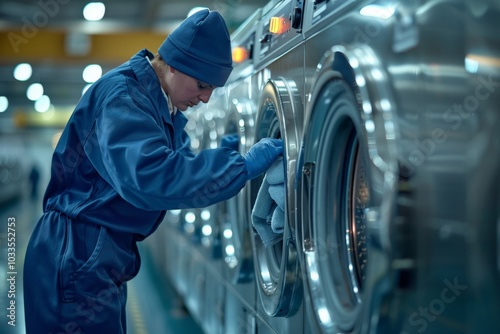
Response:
[23,9,282,333]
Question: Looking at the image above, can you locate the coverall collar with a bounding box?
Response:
[129,49,174,127]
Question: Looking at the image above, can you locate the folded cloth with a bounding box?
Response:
[267,158,285,233]
[251,157,285,247]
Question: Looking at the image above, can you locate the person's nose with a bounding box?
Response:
[199,89,214,103]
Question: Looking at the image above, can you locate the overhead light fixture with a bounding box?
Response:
[13,63,32,81]
[27,83,44,101]
[82,64,102,83]
[83,2,106,21]
[0,96,8,112]
[34,95,51,113]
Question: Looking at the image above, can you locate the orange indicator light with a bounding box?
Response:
[269,16,290,34]
[232,46,249,63]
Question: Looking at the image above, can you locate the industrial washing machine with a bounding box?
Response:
[297,0,500,333]
[298,1,400,332]
[248,0,309,332]
[159,1,500,333]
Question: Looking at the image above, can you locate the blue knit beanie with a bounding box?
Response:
[159,9,233,87]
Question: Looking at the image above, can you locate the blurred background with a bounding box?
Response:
[0,0,267,196]
[0,1,266,333]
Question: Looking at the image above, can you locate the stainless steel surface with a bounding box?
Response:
[159,0,500,333]
[219,12,260,288]
[299,43,398,333]
[299,0,500,333]
[243,1,307,332]
[251,77,303,317]
[219,84,256,284]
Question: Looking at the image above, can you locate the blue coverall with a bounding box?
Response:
[23,49,248,333]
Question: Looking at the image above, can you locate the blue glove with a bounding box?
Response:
[244,138,283,180]
[220,134,239,151]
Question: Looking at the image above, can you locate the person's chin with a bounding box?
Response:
[181,103,197,111]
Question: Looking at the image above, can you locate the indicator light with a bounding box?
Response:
[232,46,249,63]
[269,16,290,34]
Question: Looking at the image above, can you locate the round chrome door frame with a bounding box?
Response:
[250,77,303,317]
[298,45,399,333]
[220,97,256,283]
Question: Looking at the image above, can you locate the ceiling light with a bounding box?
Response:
[82,64,102,83]
[83,2,106,21]
[34,95,51,113]
[13,63,32,81]
[27,83,44,101]
[0,96,8,112]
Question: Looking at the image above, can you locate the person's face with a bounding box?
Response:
[153,59,216,112]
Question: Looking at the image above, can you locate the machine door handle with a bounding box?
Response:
[291,7,302,30]
[302,162,315,252]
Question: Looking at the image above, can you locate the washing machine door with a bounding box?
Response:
[250,77,303,317]
[220,97,256,283]
[297,45,399,333]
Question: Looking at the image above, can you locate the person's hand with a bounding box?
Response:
[243,138,283,180]
[220,134,239,151]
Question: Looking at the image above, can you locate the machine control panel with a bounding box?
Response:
[258,0,304,63]
[229,8,261,70]
[232,32,255,64]
[311,0,356,24]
